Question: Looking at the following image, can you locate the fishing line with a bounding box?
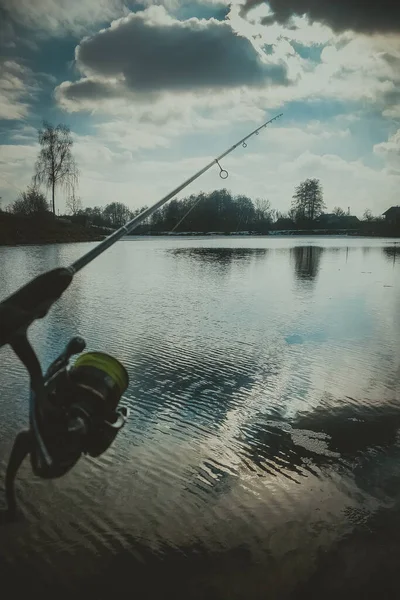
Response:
[170,194,205,234]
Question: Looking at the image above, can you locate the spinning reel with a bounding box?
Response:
[0,269,129,519]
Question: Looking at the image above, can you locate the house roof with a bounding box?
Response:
[318,213,359,222]
[383,206,400,216]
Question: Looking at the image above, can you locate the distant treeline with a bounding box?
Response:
[74,189,397,235]
[72,190,276,233]
[6,185,399,237]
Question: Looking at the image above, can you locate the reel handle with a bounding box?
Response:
[66,337,86,356]
[45,336,86,380]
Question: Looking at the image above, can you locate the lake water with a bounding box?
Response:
[0,236,399,599]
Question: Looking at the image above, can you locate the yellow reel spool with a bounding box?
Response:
[73,352,129,396]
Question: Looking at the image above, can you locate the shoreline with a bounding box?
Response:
[1,231,399,246]
[135,231,400,238]
[0,211,398,246]
[0,212,106,246]
[0,234,105,247]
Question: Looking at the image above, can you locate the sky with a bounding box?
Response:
[0,0,399,217]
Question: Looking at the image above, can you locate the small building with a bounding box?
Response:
[383,206,400,226]
[317,213,360,229]
[318,213,335,225]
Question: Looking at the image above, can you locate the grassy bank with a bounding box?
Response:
[0,212,106,246]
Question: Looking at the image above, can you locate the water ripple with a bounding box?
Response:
[0,238,399,598]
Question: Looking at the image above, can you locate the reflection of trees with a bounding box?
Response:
[382,246,399,265]
[170,247,269,278]
[171,247,268,265]
[291,246,324,282]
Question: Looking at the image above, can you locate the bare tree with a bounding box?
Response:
[333,206,346,217]
[254,198,274,222]
[292,178,326,221]
[66,191,83,215]
[34,121,79,215]
[11,186,49,216]
[103,202,132,228]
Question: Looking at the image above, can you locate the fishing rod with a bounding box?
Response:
[71,112,282,272]
[0,112,282,520]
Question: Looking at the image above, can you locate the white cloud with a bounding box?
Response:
[259,122,350,151]
[0,61,34,120]
[1,0,235,36]
[0,143,38,203]
[83,91,273,152]
[93,121,171,152]
[383,105,400,118]
[242,34,400,116]
[280,151,400,215]
[230,5,336,47]
[374,129,400,162]
[5,124,38,142]
[1,0,130,36]
[227,10,400,116]
[0,59,55,121]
